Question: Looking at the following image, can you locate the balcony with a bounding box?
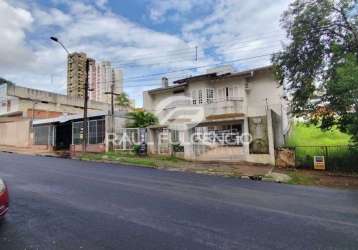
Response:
[157,97,245,125]
[204,98,245,120]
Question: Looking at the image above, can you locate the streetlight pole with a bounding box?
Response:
[50,36,90,153]
[50,37,70,55]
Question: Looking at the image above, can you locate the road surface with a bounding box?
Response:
[0,152,358,249]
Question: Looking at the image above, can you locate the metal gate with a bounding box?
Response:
[113,128,146,151]
[158,128,170,155]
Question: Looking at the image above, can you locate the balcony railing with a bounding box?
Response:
[204,98,244,117]
[157,97,245,123]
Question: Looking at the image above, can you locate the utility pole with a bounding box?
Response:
[105,84,122,116]
[82,59,90,153]
[105,84,121,151]
[31,100,39,131]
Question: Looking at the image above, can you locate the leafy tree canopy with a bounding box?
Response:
[127,110,158,128]
[273,0,358,144]
[116,92,130,107]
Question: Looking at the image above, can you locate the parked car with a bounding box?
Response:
[0,178,9,218]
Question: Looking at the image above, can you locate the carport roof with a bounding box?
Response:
[33,111,107,125]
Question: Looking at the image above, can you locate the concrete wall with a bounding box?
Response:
[0,82,113,117]
[271,110,285,148]
[70,144,106,153]
[245,70,283,116]
[0,120,30,147]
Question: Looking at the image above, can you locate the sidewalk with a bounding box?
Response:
[0,145,58,157]
[79,152,276,180]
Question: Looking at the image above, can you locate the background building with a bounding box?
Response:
[67,52,93,98]
[68,53,123,103]
[90,61,123,103]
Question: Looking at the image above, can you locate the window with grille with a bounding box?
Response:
[198,90,203,104]
[206,88,214,104]
[34,125,54,145]
[191,90,197,104]
[72,119,105,145]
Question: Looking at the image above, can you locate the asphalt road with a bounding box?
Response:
[0,153,358,250]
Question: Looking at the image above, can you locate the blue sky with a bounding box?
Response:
[1,0,290,107]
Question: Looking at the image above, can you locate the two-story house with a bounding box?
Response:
[143,66,289,165]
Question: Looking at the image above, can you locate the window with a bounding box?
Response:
[198,90,203,104]
[206,88,214,104]
[192,90,197,104]
[217,88,225,102]
[171,130,180,144]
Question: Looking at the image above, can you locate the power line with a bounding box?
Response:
[112,41,282,69]
[109,32,285,66]
[87,53,275,87]
[51,31,285,76]
[123,53,276,81]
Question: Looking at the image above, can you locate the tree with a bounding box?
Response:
[0,77,14,84]
[127,110,158,128]
[272,0,358,143]
[116,92,130,107]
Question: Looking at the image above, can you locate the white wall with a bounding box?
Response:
[143,69,284,124]
[246,70,283,117]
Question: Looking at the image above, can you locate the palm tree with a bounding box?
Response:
[127,110,158,128]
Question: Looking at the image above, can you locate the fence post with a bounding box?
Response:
[325,146,328,170]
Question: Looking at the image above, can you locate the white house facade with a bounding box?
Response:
[143,66,290,165]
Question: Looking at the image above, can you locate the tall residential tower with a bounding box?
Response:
[67,53,123,103]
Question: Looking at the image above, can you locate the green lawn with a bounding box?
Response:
[286,123,351,147]
[285,123,357,172]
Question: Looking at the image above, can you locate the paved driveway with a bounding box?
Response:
[0,152,357,249]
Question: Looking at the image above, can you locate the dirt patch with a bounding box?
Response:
[279,169,358,189]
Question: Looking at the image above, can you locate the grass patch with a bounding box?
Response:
[80,151,185,168]
[286,123,351,147]
[286,171,319,186]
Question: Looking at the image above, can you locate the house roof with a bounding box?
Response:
[147,83,187,94]
[174,65,273,84]
[146,65,273,95]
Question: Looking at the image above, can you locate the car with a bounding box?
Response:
[0,178,9,218]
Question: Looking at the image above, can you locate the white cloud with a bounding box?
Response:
[181,0,289,68]
[33,7,72,27]
[0,1,34,70]
[148,0,211,22]
[1,0,208,101]
[1,0,291,107]
[95,0,108,9]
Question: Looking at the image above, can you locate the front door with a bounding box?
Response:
[158,128,170,155]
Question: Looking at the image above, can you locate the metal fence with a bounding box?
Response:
[72,119,105,145]
[112,128,147,151]
[34,125,55,145]
[295,145,358,173]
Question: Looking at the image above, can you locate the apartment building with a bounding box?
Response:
[89,61,123,103]
[68,52,123,103]
[67,52,93,98]
[143,66,290,165]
